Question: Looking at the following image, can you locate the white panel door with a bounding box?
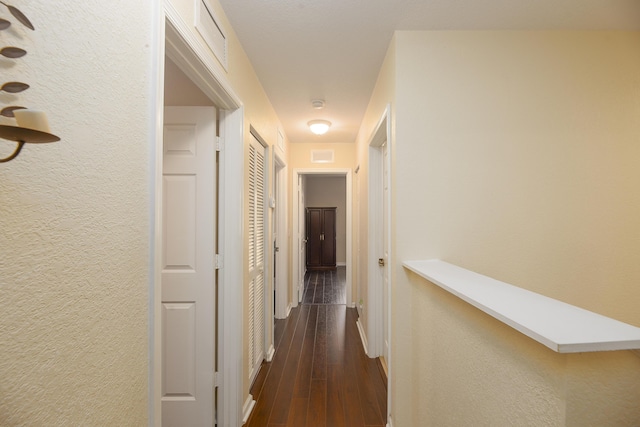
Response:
[248,134,266,382]
[162,106,216,426]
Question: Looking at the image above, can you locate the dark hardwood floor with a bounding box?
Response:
[302,269,347,305]
[246,267,387,427]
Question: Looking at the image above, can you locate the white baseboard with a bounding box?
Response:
[286,303,292,317]
[349,302,356,309]
[266,344,275,362]
[356,319,368,355]
[387,415,394,427]
[242,394,256,425]
[337,261,346,266]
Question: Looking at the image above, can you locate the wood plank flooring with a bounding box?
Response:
[302,269,347,305]
[246,267,387,427]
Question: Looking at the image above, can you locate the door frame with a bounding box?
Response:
[292,169,353,307]
[273,151,289,319]
[367,104,392,425]
[151,4,244,426]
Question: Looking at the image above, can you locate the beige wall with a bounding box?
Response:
[357,31,640,426]
[395,31,640,323]
[0,1,152,425]
[304,176,347,264]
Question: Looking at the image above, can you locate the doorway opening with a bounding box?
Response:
[152,10,244,427]
[292,169,353,308]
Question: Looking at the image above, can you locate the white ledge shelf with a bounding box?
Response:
[403,259,640,353]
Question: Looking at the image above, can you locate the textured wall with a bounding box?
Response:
[0,1,152,425]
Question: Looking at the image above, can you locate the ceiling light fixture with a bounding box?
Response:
[308,119,331,135]
[311,99,325,109]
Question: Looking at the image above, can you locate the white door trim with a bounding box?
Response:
[152,4,244,426]
[366,104,392,426]
[273,152,289,319]
[292,169,353,307]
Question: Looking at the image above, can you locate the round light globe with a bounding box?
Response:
[308,120,331,135]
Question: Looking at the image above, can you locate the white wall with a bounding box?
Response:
[0,1,153,424]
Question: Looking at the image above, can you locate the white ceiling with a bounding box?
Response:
[217,0,640,144]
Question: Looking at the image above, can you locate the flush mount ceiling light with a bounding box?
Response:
[311,99,325,109]
[308,119,331,135]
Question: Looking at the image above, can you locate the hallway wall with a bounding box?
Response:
[0,1,154,424]
[357,31,640,426]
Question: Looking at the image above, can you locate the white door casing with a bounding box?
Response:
[157,8,245,427]
[274,153,289,319]
[161,106,216,426]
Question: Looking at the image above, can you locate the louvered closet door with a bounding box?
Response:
[248,134,266,382]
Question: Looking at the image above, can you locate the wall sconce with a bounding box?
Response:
[0,2,59,162]
[308,119,331,135]
[0,110,59,162]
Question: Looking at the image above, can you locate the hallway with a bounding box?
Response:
[246,268,387,426]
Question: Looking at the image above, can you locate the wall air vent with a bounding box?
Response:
[195,0,228,70]
[311,150,334,164]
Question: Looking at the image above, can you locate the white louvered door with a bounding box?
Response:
[248,134,266,382]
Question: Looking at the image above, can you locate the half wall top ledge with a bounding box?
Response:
[403,259,640,353]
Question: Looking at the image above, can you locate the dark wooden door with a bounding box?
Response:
[306,207,336,270]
